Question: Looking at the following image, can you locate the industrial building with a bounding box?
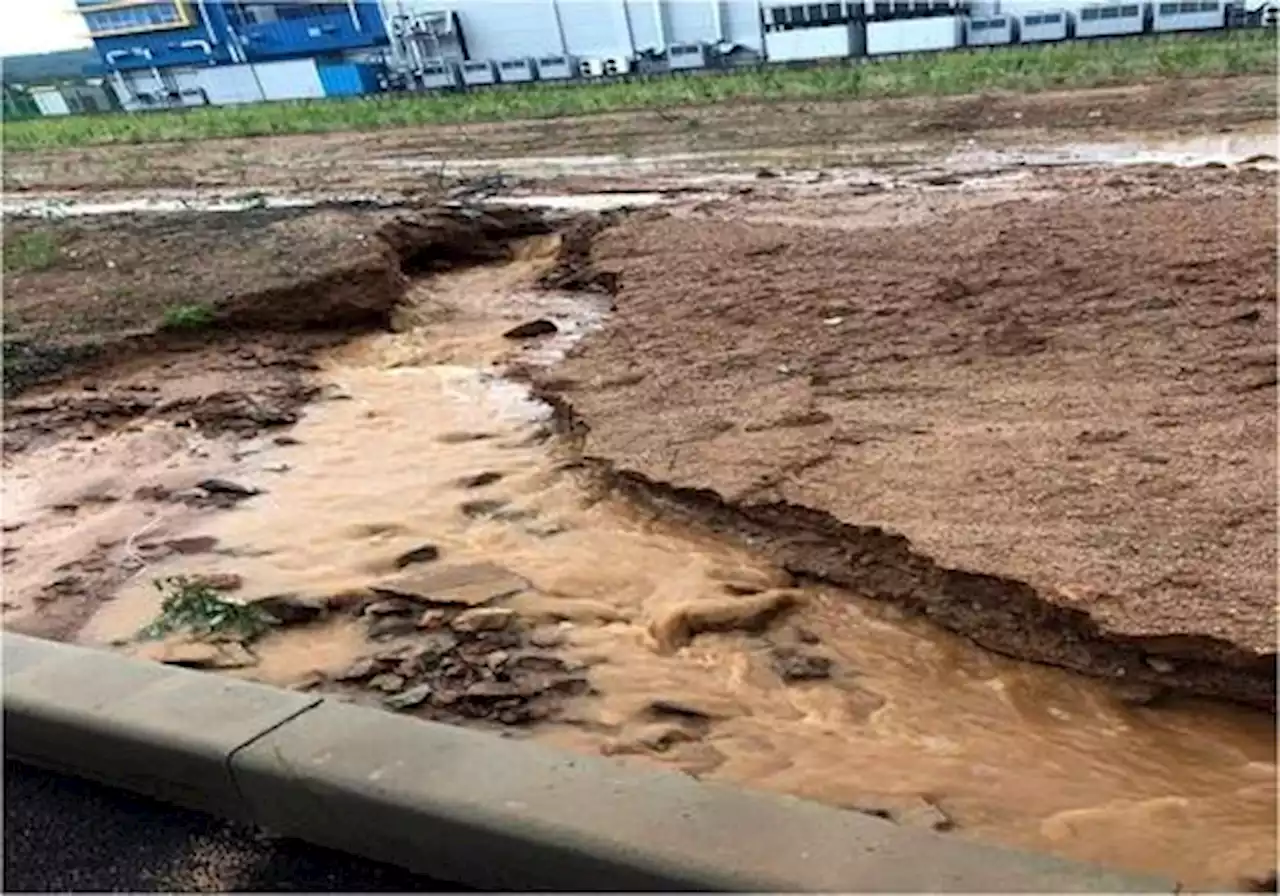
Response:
[70,0,1275,112]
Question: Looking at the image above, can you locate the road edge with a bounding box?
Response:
[2,632,1175,892]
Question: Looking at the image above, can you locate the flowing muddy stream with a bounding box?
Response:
[37,236,1277,889]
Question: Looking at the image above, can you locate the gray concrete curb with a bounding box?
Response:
[3,632,1173,892]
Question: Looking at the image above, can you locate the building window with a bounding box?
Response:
[84,1,184,36]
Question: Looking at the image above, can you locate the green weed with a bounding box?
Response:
[3,32,1273,151]
[3,230,59,272]
[139,576,274,642]
[160,302,216,331]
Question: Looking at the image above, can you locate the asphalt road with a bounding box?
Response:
[4,760,468,892]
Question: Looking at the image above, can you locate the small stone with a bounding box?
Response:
[364,598,416,616]
[502,319,558,340]
[529,625,565,649]
[371,562,529,607]
[367,616,420,640]
[261,463,291,473]
[635,722,699,752]
[384,684,433,710]
[333,657,379,681]
[417,609,449,629]
[772,646,834,682]
[140,639,257,670]
[486,650,510,670]
[1146,656,1177,674]
[192,572,244,592]
[393,544,441,569]
[272,434,301,446]
[369,673,406,693]
[196,478,260,498]
[456,471,504,489]
[251,593,326,625]
[646,696,739,721]
[163,536,220,555]
[452,607,516,633]
[459,499,508,519]
[846,795,955,832]
[755,167,779,179]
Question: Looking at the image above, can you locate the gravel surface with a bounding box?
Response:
[3,760,466,892]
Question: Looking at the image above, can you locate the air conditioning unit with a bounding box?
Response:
[602,56,631,75]
[578,58,604,77]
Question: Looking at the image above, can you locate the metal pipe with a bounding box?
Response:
[549,0,569,54]
[178,39,213,55]
[709,0,724,42]
[652,0,666,51]
[347,0,362,31]
[194,0,217,44]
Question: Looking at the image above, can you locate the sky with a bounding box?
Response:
[0,0,90,57]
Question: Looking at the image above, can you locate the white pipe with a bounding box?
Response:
[652,0,666,51]
[709,0,723,42]
[549,0,568,54]
[195,0,217,44]
[179,39,213,56]
[347,0,362,30]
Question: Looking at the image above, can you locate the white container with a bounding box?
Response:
[866,16,962,54]
[1017,9,1070,42]
[1075,3,1147,37]
[252,59,325,101]
[1151,0,1225,31]
[497,58,536,82]
[461,60,497,85]
[965,14,1015,44]
[764,24,853,62]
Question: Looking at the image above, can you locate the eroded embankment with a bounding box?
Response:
[532,166,1278,711]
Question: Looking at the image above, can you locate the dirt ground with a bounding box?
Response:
[543,162,1278,707]
[3,76,1274,196]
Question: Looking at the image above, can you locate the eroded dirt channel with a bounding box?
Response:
[2,160,1276,890]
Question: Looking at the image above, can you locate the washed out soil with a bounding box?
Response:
[538,163,1279,709]
[3,76,1273,195]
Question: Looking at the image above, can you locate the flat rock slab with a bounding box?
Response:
[370,562,529,608]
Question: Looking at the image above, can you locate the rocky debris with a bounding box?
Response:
[1110,680,1170,708]
[196,478,260,499]
[417,608,449,629]
[456,471,504,489]
[189,572,243,592]
[529,624,567,649]
[1240,869,1277,893]
[250,593,327,626]
[367,615,420,640]
[648,590,799,652]
[324,602,587,725]
[163,536,220,555]
[503,319,558,340]
[633,722,700,752]
[755,168,780,179]
[273,434,301,446]
[370,561,529,608]
[459,499,509,519]
[1145,656,1177,674]
[844,794,956,832]
[771,646,835,682]
[393,543,441,569]
[136,638,257,670]
[452,607,515,633]
[645,695,741,722]
[364,598,416,616]
[437,431,494,444]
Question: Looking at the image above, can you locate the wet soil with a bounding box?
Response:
[3,76,1273,196]
[541,163,1279,709]
[2,143,1277,886]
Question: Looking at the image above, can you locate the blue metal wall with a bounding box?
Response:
[318,60,382,95]
[83,2,388,72]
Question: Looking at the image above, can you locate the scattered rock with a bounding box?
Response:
[459,499,509,519]
[261,463,291,474]
[503,319,558,340]
[138,639,257,670]
[529,625,566,649]
[634,722,700,752]
[367,615,420,640]
[191,572,244,592]
[772,646,835,682]
[272,434,301,446]
[456,471,504,489]
[646,695,741,722]
[324,588,375,614]
[251,593,326,625]
[755,167,780,179]
[385,683,433,711]
[196,478,260,498]
[452,607,515,633]
[163,536,220,555]
[364,597,416,617]
[417,608,449,629]
[437,431,495,444]
[845,795,955,832]
[371,562,529,607]
[333,657,379,681]
[393,543,441,569]
[1110,681,1170,708]
[1146,656,1177,674]
[369,673,406,693]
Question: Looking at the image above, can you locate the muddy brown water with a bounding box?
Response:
[8,236,1276,889]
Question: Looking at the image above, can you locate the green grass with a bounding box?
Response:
[3,230,60,272]
[4,31,1274,151]
[160,302,216,331]
[139,576,275,642]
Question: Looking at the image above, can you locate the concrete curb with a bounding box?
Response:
[3,633,1173,892]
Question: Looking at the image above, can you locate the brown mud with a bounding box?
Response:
[536,163,1278,710]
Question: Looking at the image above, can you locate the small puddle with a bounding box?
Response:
[64,237,1277,889]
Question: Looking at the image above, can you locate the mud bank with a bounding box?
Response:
[535,164,1278,710]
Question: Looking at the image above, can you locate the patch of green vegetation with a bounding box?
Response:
[139,576,274,642]
[3,230,59,272]
[160,302,216,332]
[3,32,1274,150]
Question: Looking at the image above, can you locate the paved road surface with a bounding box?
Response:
[4,760,467,892]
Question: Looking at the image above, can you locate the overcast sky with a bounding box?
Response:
[0,0,90,56]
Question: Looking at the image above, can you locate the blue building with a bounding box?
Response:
[78,1,389,108]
